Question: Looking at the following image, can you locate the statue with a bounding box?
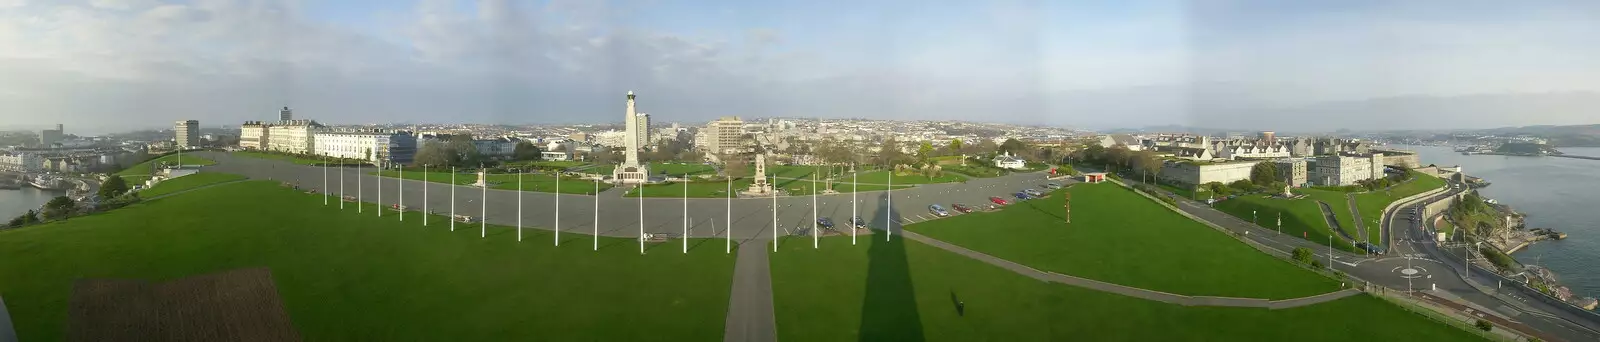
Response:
[745,154,773,195]
[1282,183,1293,198]
[474,170,488,187]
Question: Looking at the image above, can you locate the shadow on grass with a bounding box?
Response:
[858,191,924,341]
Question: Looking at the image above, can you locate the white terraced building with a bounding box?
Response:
[314,131,417,165]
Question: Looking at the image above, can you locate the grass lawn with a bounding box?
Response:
[511,160,590,170]
[374,170,612,194]
[136,172,248,198]
[116,154,215,177]
[910,182,1338,299]
[1297,188,1359,241]
[622,167,934,198]
[1352,172,1447,244]
[0,181,734,341]
[585,162,718,177]
[1214,192,1359,253]
[942,164,1007,178]
[770,236,1484,341]
[231,151,350,166]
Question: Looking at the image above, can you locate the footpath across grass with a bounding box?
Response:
[1214,192,1359,252]
[1298,188,1359,241]
[137,172,248,198]
[910,182,1338,299]
[375,170,611,194]
[769,236,1484,341]
[0,181,735,341]
[116,153,215,177]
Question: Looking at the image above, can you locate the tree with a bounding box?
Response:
[1129,151,1161,183]
[41,196,76,220]
[1474,319,1493,332]
[513,141,544,161]
[724,156,751,178]
[413,141,455,168]
[99,176,129,199]
[1250,162,1280,186]
[999,138,1027,155]
[917,141,935,164]
[1105,146,1131,171]
[949,139,964,154]
[447,139,482,166]
[877,138,906,167]
[973,139,999,155]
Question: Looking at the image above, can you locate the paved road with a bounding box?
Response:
[0,296,14,342]
[723,244,776,342]
[195,151,1063,246]
[1345,193,1369,244]
[1112,172,1600,341]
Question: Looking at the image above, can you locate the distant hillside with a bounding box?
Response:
[1473,124,1600,147]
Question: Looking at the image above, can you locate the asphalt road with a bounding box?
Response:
[195,152,1063,246]
[1132,173,1600,341]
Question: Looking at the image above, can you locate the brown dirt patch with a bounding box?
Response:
[68,267,300,342]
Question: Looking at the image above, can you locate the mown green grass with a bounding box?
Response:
[231,151,350,166]
[116,154,215,177]
[1298,188,1359,241]
[1214,192,1360,253]
[1353,172,1447,244]
[770,236,1484,341]
[374,170,612,194]
[136,172,248,198]
[910,182,1338,299]
[0,181,734,341]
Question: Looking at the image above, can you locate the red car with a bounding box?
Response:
[951,203,973,213]
[989,197,1009,206]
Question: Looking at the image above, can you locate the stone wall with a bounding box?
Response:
[1375,150,1421,168]
[1159,160,1261,187]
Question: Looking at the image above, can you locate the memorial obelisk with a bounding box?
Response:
[612,91,651,184]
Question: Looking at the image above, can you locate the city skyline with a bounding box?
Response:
[4,1,1600,134]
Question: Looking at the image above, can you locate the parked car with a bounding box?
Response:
[1044,183,1062,189]
[1014,192,1031,200]
[850,216,868,229]
[951,203,973,213]
[817,217,836,230]
[929,204,950,217]
[990,196,1009,205]
[1024,189,1043,196]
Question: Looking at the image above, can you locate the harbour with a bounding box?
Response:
[1395,144,1600,301]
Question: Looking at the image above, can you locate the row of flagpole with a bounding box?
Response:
[319,162,897,254]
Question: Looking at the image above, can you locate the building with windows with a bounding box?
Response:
[279,106,293,121]
[1274,158,1309,187]
[993,152,1026,169]
[473,137,521,159]
[0,151,42,172]
[700,116,745,154]
[175,120,199,148]
[266,120,322,154]
[240,121,270,150]
[1309,153,1384,186]
[634,113,652,149]
[1158,160,1263,188]
[39,124,64,147]
[314,130,416,165]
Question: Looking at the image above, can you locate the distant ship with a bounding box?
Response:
[28,176,65,190]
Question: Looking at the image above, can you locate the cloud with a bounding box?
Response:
[1,0,1599,134]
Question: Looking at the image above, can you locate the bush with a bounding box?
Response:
[1474,319,1492,332]
[1292,247,1314,264]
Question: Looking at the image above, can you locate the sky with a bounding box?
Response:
[2,0,1600,135]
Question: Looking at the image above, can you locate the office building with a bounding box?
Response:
[702,116,745,154]
[279,106,293,121]
[634,112,652,149]
[39,124,64,147]
[266,119,322,154]
[175,120,199,148]
[240,121,270,150]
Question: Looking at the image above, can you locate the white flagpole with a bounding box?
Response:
[378,164,383,217]
[852,169,857,245]
[726,176,732,254]
[424,165,429,227]
[517,169,523,242]
[639,182,645,255]
[555,171,561,246]
[399,166,404,221]
[340,163,344,209]
[812,172,818,249]
[683,175,688,254]
[593,179,599,251]
[771,175,778,252]
[886,170,892,242]
[323,158,328,205]
[451,168,456,232]
[481,164,486,238]
[358,163,363,213]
